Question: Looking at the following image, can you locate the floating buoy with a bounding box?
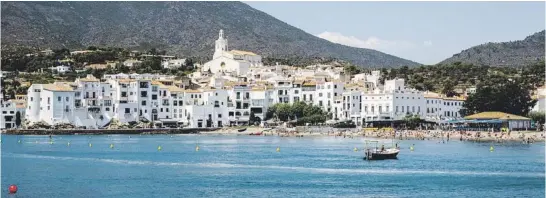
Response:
[49,141,53,145]
[8,184,17,194]
[490,146,494,152]
[17,140,21,144]
[158,146,162,151]
[89,143,93,147]
[67,142,71,147]
[276,147,280,152]
[354,147,358,152]
[195,145,200,151]
[35,140,38,144]
[110,144,114,149]
[410,145,414,152]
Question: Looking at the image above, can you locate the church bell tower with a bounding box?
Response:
[213,29,228,59]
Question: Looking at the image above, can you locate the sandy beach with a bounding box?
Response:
[201,126,546,144]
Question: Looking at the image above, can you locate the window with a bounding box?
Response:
[152,95,158,100]
[122,92,127,97]
[386,106,389,112]
[218,114,222,118]
[141,101,147,106]
[31,97,33,101]
[58,96,61,102]
[48,97,51,104]
[334,85,337,89]
[371,106,375,112]
[125,108,130,113]
[160,108,163,112]
[66,97,69,102]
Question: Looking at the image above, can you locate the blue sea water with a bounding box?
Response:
[1,134,544,198]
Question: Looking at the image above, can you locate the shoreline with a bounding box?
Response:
[3,127,545,144]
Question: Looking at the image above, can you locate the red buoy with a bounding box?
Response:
[9,185,17,194]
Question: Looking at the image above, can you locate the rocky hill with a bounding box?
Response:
[439,30,545,67]
[1,1,420,68]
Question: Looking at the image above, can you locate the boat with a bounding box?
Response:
[249,132,262,136]
[363,140,400,160]
[237,128,247,132]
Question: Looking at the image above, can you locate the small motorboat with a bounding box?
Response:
[249,132,262,136]
[363,140,400,160]
[364,148,400,160]
[238,128,247,132]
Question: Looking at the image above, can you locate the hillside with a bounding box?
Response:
[0,1,420,68]
[439,30,545,67]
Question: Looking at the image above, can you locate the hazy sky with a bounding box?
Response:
[245,1,545,65]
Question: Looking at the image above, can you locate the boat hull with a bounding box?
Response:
[363,149,399,160]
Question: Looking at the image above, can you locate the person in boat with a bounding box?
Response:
[381,144,385,152]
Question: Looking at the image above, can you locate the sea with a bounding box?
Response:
[1,134,544,198]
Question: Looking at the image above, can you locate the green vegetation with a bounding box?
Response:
[460,76,536,117]
[265,101,330,125]
[375,61,544,95]
[528,111,545,125]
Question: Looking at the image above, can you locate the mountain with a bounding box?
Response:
[0,1,421,68]
[439,30,545,67]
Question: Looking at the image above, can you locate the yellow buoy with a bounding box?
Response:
[158,146,162,151]
[110,144,114,149]
[354,147,358,152]
[276,147,280,152]
[89,143,93,147]
[195,145,200,151]
[490,146,494,152]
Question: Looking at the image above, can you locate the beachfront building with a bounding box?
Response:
[26,83,76,126]
[1,100,17,129]
[360,78,426,126]
[424,92,465,122]
[460,111,532,131]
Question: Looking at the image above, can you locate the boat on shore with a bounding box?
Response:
[238,128,247,132]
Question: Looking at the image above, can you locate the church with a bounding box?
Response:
[203,30,263,75]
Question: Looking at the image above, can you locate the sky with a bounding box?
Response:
[245,1,545,65]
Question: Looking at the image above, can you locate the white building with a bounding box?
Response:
[50,65,70,74]
[162,59,186,69]
[203,30,263,75]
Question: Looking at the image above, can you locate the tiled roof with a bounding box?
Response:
[464,111,530,120]
[42,84,73,92]
[229,50,257,56]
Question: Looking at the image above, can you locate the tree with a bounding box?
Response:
[461,79,536,116]
[15,111,21,128]
[528,111,545,125]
